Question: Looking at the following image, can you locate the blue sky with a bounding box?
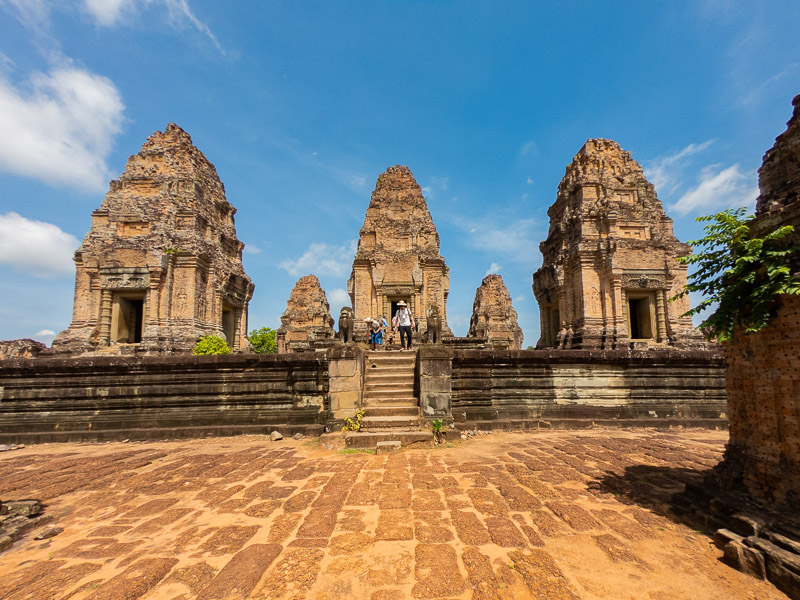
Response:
[0,1,798,346]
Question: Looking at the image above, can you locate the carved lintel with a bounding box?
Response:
[381,285,414,296]
[100,272,150,289]
[621,273,667,289]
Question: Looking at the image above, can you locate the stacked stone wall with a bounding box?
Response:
[450,349,727,429]
[0,353,329,443]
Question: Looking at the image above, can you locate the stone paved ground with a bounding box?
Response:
[0,430,785,600]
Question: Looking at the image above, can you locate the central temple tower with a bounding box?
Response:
[348,165,451,338]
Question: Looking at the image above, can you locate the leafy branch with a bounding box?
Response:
[671,207,800,342]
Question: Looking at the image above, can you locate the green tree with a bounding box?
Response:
[192,335,231,355]
[248,327,277,354]
[672,207,800,342]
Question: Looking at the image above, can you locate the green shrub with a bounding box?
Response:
[248,327,277,354]
[192,335,231,355]
[672,207,800,341]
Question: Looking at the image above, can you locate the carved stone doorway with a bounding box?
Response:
[222,302,236,345]
[111,292,146,344]
[627,292,655,340]
[389,299,411,322]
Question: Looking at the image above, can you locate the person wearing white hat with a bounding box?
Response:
[393,301,415,350]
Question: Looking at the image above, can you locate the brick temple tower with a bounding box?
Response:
[533,139,703,350]
[52,124,254,355]
[348,165,452,339]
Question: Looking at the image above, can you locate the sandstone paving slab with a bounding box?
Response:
[0,430,789,599]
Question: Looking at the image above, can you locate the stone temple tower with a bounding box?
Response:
[52,124,255,355]
[468,274,524,350]
[533,139,703,350]
[276,274,336,353]
[348,165,452,339]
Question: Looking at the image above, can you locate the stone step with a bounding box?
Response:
[363,388,416,400]
[361,415,421,430]
[367,359,417,371]
[345,431,433,449]
[365,405,419,417]
[363,373,414,385]
[365,372,414,383]
[367,359,416,371]
[363,396,417,406]
[365,381,415,391]
[366,356,416,367]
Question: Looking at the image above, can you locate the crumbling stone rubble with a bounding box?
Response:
[533,139,704,350]
[0,499,52,552]
[51,123,254,356]
[276,274,335,353]
[0,339,46,360]
[467,274,523,350]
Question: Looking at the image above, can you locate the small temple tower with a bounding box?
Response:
[52,124,254,355]
[348,165,452,339]
[533,139,703,349]
[468,274,524,350]
[276,274,336,353]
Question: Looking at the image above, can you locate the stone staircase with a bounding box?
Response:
[345,351,433,449]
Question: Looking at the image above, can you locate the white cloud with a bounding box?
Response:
[520,140,539,157]
[280,240,357,278]
[325,288,352,323]
[82,0,133,25]
[422,176,449,200]
[33,329,56,345]
[243,243,262,255]
[328,288,351,306]
[514,295,525,304]
[5,0,222,54]
[158,0,223,54]
[460,217,539,261]
[485,262,502,276]
[644,140,714,195]
[2,0,50,32]
[526,177,533,185]
[670,164,758,216]
[349,175,367,189]
[739,62,800,107]
[0,212,79,277]
[0,66,125,191]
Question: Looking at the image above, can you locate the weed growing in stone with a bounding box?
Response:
[341,409,366,432]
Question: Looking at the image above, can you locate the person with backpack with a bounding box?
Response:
[393,301,415,350]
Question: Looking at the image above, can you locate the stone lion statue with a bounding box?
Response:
[425,304,442,344]
[338,306,354,343]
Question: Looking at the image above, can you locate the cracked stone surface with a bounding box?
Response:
[0,431,784,599]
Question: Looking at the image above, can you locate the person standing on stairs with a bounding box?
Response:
[369,318,383,351]
[394,301,415,351]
